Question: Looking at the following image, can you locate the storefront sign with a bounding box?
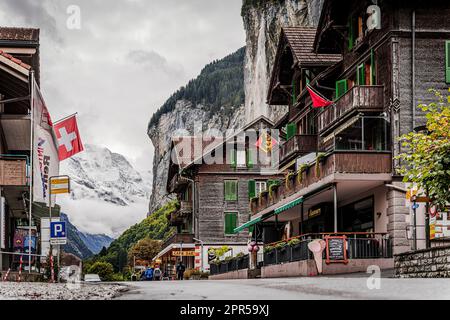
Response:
[308,208,321,219]
[172,251,195,257]
[325,236,348,264]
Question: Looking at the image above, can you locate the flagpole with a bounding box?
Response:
[28,71,35,274]
[53,112,78,125]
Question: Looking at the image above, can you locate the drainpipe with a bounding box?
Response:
[412,10,416,130]
[333,184,338,233]
[179,174,196,237]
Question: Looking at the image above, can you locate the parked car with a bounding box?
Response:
[84,274,101,282]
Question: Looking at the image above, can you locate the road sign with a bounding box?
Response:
[50,176,70,195]
[50,221,67,245]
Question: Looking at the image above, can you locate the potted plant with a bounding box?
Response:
[315,153,326,178]
[297,164,308,184]
[288,238,305,261]
[275,241,290,263]
[263,245,276,266]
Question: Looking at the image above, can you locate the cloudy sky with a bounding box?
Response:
[0,0,245,236]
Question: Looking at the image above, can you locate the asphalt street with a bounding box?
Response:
[116,274,450,300]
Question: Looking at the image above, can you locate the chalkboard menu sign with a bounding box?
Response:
[325,236,348,264]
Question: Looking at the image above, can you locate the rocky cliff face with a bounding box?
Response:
[242,0,324,122]
[148,101,245,212]
[147,0,324,211]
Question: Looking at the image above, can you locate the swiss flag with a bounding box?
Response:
[53,114,84,161]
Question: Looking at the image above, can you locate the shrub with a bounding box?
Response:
[275,242,288,249]
[88,261,114,281]
[288,238,301,247]
[264,245,275,253]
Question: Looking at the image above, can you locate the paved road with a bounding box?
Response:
[116,274,450,300]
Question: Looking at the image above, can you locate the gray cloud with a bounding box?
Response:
[0,0,63,43]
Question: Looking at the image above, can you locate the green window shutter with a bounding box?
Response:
[224,213,237,234]
[305,70,311,85]
[348,16,354,50]
[446,41,450,84]
[335,79,348,99]
[286,123,296,141]
[230,149,237,168]
[370,49,376,85]
[356,63,365,85]
[246,149,253,168]
[248,180,256,199]
[249,225,255,234]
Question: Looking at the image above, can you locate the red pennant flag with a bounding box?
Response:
[53,114,84,161]
[306,84,333,108]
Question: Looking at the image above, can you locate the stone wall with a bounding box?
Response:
[395,246,450,278]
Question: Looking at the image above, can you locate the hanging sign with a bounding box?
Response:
[50,176,70,195]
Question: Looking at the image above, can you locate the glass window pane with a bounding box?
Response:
[363,118,388,151]
[335,118,363,150]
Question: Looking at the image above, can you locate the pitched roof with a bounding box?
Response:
[0,49,31,70]
[0,27,39,42]
[282,27,341,67]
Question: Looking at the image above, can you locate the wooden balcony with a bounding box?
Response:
[168,173,189,193]
[318,85,384,134]
[169,201,192,226]
[0,158,28,186]
[279,134,318,165]
[251,152,391,215]
[162,233,194,249]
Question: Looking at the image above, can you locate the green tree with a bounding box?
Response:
[88,261,114,281]
[397,89,450,209]
[128,238,162,266]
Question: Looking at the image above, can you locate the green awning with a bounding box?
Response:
[233,216,262,234]
[274,197,303,215]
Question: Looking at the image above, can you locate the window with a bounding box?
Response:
[335,116,390,151]
[224,212,238,235]
[236,150,246,168]
[356,63,365,85]
[246,149,253,168]
[256,181,267,195]
[339,197,374,232]
[224,180,238,201]
[335,79,348,99]
[292,77,297,105]
[285,123,297,140]
[230,149,236,168]
[348,15,355,50]
[446,41,450,84]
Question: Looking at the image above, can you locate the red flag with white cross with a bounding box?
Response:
[53,114,84,161]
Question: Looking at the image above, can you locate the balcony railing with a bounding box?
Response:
[263,233,392,266]
[162,233,194,250]
[251,151,391,215]
[0,155,29,186]
[318,85,384,133]
[279,134,317,164]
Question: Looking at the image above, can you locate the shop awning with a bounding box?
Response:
[274,197,303,215]
[233,215,262,234]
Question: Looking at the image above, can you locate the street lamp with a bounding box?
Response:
[193,237,204,272]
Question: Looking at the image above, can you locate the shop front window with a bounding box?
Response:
[335,116,390,152]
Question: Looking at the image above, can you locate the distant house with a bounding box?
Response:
[153,116,282,276]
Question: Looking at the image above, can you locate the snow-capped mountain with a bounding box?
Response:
[60,144,151,206]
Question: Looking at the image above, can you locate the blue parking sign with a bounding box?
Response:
[50,221,66,239]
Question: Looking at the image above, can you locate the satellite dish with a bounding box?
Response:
[367,5,381,30]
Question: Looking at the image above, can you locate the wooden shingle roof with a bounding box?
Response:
[283,27,341,67]
[0,27,39,42]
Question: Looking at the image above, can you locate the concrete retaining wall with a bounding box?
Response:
[208,269,249,280]
[261,259,394,278]
[395,245,450,278]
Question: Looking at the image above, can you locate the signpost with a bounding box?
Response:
[325,235,348,264]
[49,175,70,282]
